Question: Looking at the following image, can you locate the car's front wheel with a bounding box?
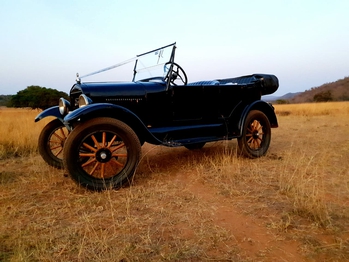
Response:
[238,110,271,158]
[38,119,69,169]
[63,117,141,191]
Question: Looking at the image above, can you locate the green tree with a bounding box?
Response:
[10,86,69,109]
[0,95,13,106]
[313,90,333,102]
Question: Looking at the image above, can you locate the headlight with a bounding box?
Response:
[79,94,93,108]
[59,98,70,115]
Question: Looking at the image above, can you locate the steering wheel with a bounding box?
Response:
[164,62,188,86]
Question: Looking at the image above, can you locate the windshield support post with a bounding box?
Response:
[165,45,177,91]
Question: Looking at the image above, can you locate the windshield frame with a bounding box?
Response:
[132,43,176,83]
[77,43,176,87]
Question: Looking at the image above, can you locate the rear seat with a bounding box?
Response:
[187,80,220,86]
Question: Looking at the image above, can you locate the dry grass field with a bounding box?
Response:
[1,102,349,261]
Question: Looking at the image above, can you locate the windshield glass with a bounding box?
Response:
[133,43,175,82]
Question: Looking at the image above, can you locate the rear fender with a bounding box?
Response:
[63,103,162,145]
[238,101,278,136]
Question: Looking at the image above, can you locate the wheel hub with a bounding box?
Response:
[252,131,260,139]
[95,148,112,163]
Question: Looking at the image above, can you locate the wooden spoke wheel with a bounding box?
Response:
[246,119,264,150]
[238,110,271,158]
[38,119,69,169]
[63,118,141,191]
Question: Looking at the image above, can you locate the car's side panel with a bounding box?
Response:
[148,122,227,144]
[62,103,231,147]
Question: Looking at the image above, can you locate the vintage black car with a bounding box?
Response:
[35,43,279,191]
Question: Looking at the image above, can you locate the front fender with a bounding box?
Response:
[238,100,278,136]
[63,103,162,145]
[34,106,63,122]
[63,103,132,124]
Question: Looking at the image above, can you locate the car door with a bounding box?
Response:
[171,85,204,122]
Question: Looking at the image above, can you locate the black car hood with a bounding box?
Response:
[76,82,145,97]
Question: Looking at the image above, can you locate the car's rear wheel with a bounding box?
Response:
[63,117,141,191]
[238,110,271,158]
[38,119,69,169]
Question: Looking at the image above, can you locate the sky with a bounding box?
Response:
[1,0,349,96]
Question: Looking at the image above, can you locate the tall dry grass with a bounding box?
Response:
[274,101,349,116]
[1,102,349,261]
[274,102,349,224]
[0,108,49,159]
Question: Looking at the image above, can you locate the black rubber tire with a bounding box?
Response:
[184,142,206,150]
[38,119,68,169]
[238,110,271,158]
[63,117,141,191]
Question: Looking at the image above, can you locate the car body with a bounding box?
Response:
[35,43,279,190]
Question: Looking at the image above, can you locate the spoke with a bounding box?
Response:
[107,135,117,148]
[247,137,253,143]
[102,132,106,147]
[82,142,98,152]
[53,132,65,142]
[112,153,127,158]
[89,162,100,175]
[59,128,67,139]
[254,120,263,132]
[82,157,97,167]
[178,74,185,83]
[111,143,125,153]
[54,147,63,157]
[50,144,62,150]
[100,163,105,178]
[49,140,62,145]
[79,153,96,157]
[255,139,261,147]
[111,158,125,167]
[250,139,255,149]
[91,135,101,149]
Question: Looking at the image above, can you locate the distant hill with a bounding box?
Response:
[263,92,301,102]
[290,76,349,103]
[264,76,349,103]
